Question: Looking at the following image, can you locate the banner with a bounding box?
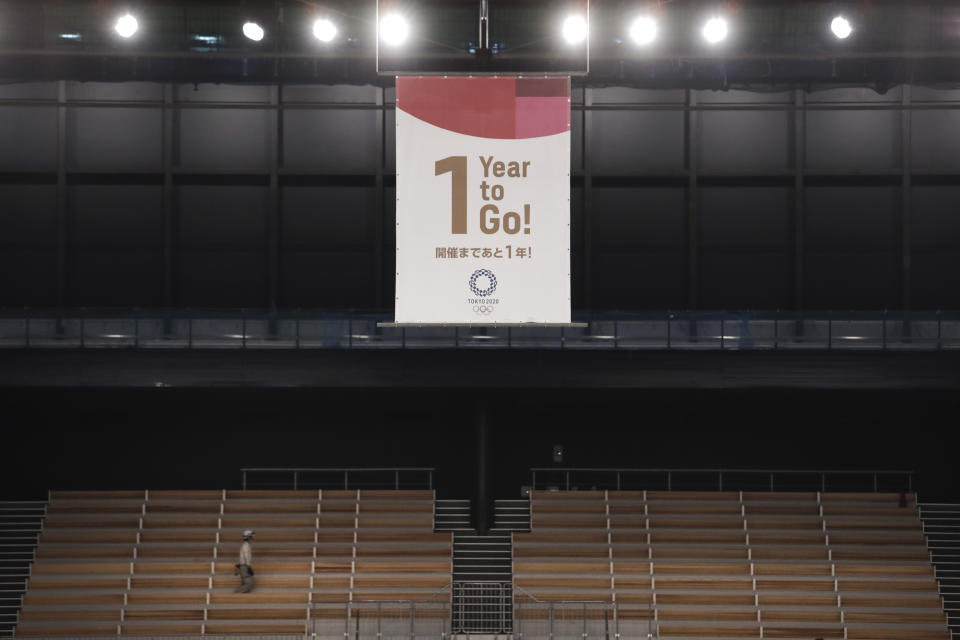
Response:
[395,76,571,324]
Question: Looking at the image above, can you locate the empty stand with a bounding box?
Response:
[16,490,451,636]
[517,490,949,640]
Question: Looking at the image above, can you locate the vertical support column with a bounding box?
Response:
[475,401,489,535]
[55,80,67,317]
[267,85,281,316]
[162,84,175,316]
[582,88,593,310]
[548,602,554,640]
[374,87,386,308]
[685,89,699,311]
[793,89,806,311]
[901,85,912,313]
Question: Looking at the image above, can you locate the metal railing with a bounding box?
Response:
[0,501,46,639]
[1,309,959,351]
[321,587,650,640]
[513,589,655,640]
[530,468,916,493]
[240,468,435,491]
[452,581,512,634]
[3,636,307,640]
[919,503,960,640]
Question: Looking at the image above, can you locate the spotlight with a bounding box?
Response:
[379,13,409,46]
[830,15,852,39]
[243,22,264,42]
[114,14,139,39]
[629,16,657,45]
[562,15,588,45]
[702,16,728,44]
[313,18,337,43]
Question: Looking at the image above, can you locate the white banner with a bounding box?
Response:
[395,76,571,324]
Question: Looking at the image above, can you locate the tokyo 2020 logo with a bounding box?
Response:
[468,269,498,297]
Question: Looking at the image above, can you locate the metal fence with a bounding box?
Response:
[6,636,307,640]
[318,601,452,640]
[1,310,959,351]
[0,501,46,639]
[452,582,512,634]
[314,587,651,640]
[513,594,655,640]
[530,468,916,493]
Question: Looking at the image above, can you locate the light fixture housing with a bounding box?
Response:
[701,16,728,44]
[114,14,139,39]
[830,15,853,39]
[243,22,265,42]
[561,15,588,45]
[629,16,657,46]
[379,13,409,46]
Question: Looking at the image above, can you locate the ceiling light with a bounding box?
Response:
[115,14,139,39]
[830,15,853,39]
[313,18,337,43]
[243,22,264,42]
[629,16,657,46]
[379,14,409,46]
[702,16,728,44]
[562,15,588,45]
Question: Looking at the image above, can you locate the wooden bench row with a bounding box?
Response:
[514,561,935,576]
[515,576,940,591]
[44,515,436,529]
[531,516,923,530]
[516,545,928,559]
[531,491,916,503]
[533,505,922,518]
[49,490,436,501]
[31,559,451,574]
[15,622,310,636]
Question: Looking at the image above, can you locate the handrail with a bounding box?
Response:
[241,467,435,490]
[532,466,915,474]
[530,467,915,492]
[242,467,436,472]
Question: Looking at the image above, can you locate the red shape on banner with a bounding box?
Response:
[397,77,516,139]
[397,76,570,139]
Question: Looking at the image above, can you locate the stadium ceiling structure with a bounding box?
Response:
[0,0,959,88]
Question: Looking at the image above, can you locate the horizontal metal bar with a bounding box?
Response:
[6,99,960,112]
[531,467,914,474]
[378,323,588,328]
[242,467,434,472]
[3,46,960,62]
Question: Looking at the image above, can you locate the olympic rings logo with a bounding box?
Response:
[473,305,494,315]
[469,269,498,297]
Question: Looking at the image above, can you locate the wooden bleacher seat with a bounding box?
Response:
[17,488,452,636]
[522,490,949,640]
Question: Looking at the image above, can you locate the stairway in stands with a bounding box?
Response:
[435,499,527,634]
[0,502,45,639]
[493,498,531,532]
[435,499,473,532]
[920,503,960,639]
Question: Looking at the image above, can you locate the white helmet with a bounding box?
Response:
[242,529,254,539]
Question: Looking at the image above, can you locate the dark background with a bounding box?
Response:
[2,82,960,312]
[3,0,960,510]
[3,387,958,504]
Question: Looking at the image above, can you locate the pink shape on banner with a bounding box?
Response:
[515,97,570,139]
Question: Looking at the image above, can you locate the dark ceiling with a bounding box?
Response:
[1,0,959,87]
